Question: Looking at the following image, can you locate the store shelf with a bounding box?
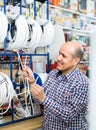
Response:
[50,5,96,20]
[49,4,96,35]
[62,26,92,35]
[0,52,49,127]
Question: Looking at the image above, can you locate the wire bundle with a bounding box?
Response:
[7,15,29,50]
[25,17,42,51]
[6,17,55,50]
[0,11,8,48]
[37,19,55,47]
[0,72,16,115]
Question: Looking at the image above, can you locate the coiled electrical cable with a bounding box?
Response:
[7,15,29,50]
[0,72,17,115]
[0,11,8,45]
[37,19,55,47]
[25,17,42,51]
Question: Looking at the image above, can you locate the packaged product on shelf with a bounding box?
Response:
[70,0,79,12]
[87,0,95,17]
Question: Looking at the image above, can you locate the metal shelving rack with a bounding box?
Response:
[0,0,50,127]
[0,52,50,127]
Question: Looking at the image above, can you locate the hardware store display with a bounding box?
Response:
[0,0,96,129]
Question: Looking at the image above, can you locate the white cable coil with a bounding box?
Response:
[0,72,16,115]
[2,15,54,50]
[0,11,8,45]
[7,15,29,50]
[37,19,55,47]
[26,17,42,51]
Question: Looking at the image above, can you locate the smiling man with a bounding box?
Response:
[23,41,89,130]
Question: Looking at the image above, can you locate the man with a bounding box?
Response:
[23,41,89,130]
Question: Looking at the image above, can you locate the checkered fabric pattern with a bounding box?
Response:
[42,68,89,130]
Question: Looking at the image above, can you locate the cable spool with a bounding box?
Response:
[7,15,29,50]
[0,11,8,45]
[37,19,55,47]
[0,72,16,104]
[26,17,42,51]
[0,72,16,115]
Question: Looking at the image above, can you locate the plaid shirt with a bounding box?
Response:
[42,68,89,130]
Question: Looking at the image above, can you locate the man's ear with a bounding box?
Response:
[73,57,80,66]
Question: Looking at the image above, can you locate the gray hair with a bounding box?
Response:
[73,45,84,60]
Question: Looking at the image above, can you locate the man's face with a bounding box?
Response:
[57,44,77,75]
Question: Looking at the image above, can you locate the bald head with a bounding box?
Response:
[62,41,84,61]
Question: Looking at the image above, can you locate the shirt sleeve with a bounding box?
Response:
[42,83,89,123]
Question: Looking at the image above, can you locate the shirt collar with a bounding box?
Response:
[56,68,78,81]
[56,70,67,80]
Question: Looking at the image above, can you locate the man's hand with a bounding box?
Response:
[22,65,35,84]
[30,84,46,103]
[22,65,46,103]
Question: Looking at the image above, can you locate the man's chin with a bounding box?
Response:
[57,66,61,71]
